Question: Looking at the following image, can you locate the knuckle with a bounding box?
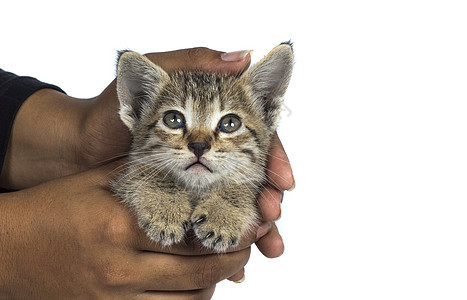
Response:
[187,47,211,62]
[104,213,132,244]
[85,206,132,247]
[188,47,209,57]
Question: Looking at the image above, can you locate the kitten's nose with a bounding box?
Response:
[188,142,211,159]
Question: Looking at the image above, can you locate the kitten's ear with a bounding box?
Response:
[116,51,169,130]
[241,43,294,127]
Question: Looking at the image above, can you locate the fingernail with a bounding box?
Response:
[275,212,282,222]
[256,222,271,239]
[221,50,253,62]
[280,245,285,257]
[234,274,245,284]
[287,178,296,192]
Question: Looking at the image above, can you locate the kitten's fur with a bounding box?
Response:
[112,43,293,252]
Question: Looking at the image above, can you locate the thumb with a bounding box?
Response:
[144,47,252,75]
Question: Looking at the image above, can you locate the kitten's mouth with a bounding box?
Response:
[185,161,213,173]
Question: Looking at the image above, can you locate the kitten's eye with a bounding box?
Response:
[218,114,242,133]
[163,111,185,129]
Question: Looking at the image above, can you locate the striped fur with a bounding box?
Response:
[112,44,294,252]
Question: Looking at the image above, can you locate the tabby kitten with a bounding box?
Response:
[112,43,293,252]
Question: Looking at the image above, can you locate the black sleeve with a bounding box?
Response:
[0,68,65,175]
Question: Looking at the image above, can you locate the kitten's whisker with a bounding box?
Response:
[161,161,178,182]
[134,168,160,194]
[93,151,130,165]
[216,159,266,194]
[113,153,170,185]
[264,169,291,190]
[96,148,167,168]
[265,152,292,165]
[130,157,176,194]
[106,149,171,177]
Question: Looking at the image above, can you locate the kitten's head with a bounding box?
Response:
[116,44,294,191]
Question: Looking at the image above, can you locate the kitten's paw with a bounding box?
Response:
[191,211,250,253]
[142,218,190,247]
[135,203,192,247]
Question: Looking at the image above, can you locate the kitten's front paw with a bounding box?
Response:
[142,217,190,247]
[136,203,192,247]
[191,207,256,252]
[191,214,241,252]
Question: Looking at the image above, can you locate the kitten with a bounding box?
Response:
[112,43,294,252]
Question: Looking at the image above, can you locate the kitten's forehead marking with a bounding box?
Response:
[184,95,222,131]
[210,95,222,130]
[184,96,194,130]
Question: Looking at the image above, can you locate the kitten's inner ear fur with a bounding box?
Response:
[116,51,169,130]
[240,43,294,127]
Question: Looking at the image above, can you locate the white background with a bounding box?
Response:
[2,0,467,299]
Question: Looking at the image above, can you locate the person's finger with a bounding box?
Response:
[144,47,251,75]
[227,268,245,283]
[134,248,250,291]
[133,232,217,255]
[266,133,295,191]
[255,223,284,258]
[257,185,283,221]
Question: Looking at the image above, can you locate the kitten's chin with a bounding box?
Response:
[177,173,218,192]
[173,160,219,192]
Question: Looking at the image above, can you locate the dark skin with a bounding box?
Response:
[0,47,294,299]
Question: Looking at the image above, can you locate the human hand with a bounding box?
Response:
[0,47,294,285]
[255,133,294,257]
[0,162,252,299]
